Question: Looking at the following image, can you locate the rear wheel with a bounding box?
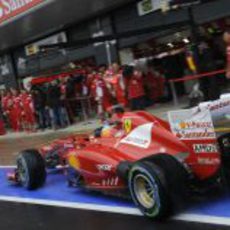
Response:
[16,149,46,190]
[218,134,230,185]
[128,161,169,219]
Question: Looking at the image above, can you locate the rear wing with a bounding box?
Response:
[168,94,230,138]
[196,94,230,134]
[168,109,216,141]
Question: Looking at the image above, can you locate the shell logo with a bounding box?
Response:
[179,122,186,129]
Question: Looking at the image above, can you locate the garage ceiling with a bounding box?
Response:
[0,0,137,53]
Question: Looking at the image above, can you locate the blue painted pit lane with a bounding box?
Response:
[0,168,133,208]
[1,167,230,225]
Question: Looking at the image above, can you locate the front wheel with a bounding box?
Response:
[128,161,169,219]
[16,149,46,190]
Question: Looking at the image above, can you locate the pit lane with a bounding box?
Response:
[0,106,228,229]
[1,167,230,229]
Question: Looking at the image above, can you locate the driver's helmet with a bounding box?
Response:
[101,124,117,138]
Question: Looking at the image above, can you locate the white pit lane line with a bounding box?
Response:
[0,195,229,226]
[0,166,16,169]
[1,165,230,226]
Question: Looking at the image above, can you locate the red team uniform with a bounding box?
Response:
[91,75,112,115]
[108,73,127,107]
[8,95,23,132]
[227,45,230,79]
[0,96,6,135]
[145,71,165,102]
[127,75,145,100]
[127,73,145,110]
[20,93,35,130]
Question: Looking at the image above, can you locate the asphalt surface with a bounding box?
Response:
[0,201,227,230]
[0,120,98,165]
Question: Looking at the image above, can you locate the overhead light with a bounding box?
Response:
[183,38,190,44]
[167,43,174,48]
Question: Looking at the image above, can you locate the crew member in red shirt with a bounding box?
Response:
[20,89,36,132]
[127,69,145,110]
[9,88,23,132]
[106,63,127,107]
[0,90,6,135]
[144,66,159,104]
[91,74,112,118]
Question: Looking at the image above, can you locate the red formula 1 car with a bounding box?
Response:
[8,110,230,219]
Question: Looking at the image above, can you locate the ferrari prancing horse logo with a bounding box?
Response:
[124,119,132,133]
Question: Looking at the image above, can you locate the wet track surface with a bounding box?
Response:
[0,132,69,165]
[0,120,97,165]
[0,201,228,230]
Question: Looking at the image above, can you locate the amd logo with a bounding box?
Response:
[193,144,218,154]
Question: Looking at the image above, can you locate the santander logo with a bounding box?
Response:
[0,0,43,23]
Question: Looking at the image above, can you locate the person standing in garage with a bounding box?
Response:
[198,40,220,101]
[10,89,23,132]
[0,91,6,135]
[110,63,127,107]
[20,89,36,132]
[127,68,145,111]
[46,81,62,129]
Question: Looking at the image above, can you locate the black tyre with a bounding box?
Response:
[16,149,46,190]
[147,154,189,205]
[218,133,230,167]
[128,161,169,219]
[218,134,230,185]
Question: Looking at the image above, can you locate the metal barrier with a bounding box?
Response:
[169,69,226,106]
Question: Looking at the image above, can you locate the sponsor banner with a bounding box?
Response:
[168,109,216,140]
[0,0,45,25]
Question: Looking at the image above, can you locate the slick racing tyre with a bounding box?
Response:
[16,149,46,190]
[218,133,230,167]
[128,161,169,219]
[218,134,230,185]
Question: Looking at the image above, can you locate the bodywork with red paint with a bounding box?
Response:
[36,110,221,192]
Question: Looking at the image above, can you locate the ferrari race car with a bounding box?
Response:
[8,101,230,220]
